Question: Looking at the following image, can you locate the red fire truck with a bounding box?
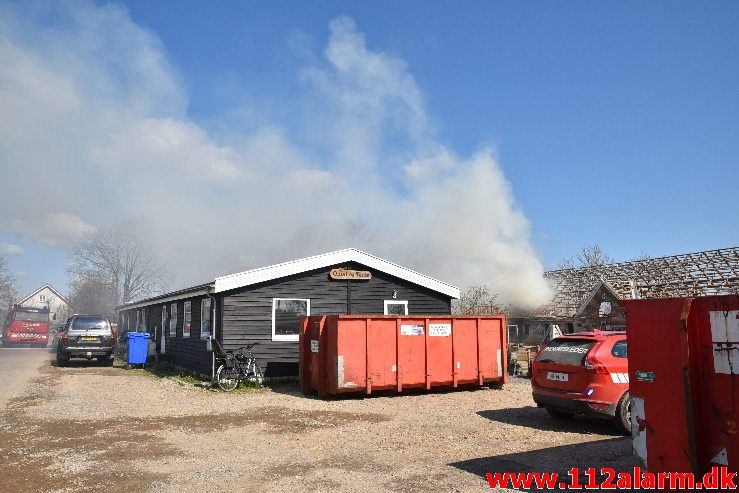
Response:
[2,305,51,347]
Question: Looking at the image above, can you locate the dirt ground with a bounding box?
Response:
[0,353,632,493]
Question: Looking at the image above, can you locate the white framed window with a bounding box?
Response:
[272,298,310,341]
[169,303,178,337]
[39,294,46,302]
[384,300,408,315]
[200,298,212,339]
[183,301,192,338]
[161,305,167,336]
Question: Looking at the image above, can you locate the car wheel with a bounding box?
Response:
[56,352,69,367]
[546,408,575,420]
[97,356,113,366]
[613,391,631,435]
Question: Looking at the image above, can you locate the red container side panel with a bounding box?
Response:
[299,315,507,398]
[625,295,739,475]
[692,296,739,475]
[624,298,696,473]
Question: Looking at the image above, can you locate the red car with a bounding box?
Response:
[531,330,630,434]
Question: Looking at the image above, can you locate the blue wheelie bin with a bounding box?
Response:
[127,332,149,367]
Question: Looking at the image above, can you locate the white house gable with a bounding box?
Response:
[17,284,69,324]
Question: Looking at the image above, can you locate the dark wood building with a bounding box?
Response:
[116,249,459,379]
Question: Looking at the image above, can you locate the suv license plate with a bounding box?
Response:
[547,372,568,382]
[80,336,98,341]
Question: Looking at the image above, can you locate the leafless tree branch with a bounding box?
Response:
[67,222,166,316]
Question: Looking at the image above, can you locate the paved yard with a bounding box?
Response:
[0,351,631,492]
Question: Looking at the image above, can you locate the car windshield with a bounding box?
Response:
[536,338,596,366]
[15,311,49,323]
[71,316,110,331]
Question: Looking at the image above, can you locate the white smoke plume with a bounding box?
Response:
[0,4,551,308]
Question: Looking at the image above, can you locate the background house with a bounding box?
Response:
[16,284,69,326]
[510,247,739,344]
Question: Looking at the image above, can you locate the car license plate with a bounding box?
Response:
[547,371,568,382]
[80,336,98,341]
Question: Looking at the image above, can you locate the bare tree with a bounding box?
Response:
[556,243,614,270]
[68,277,117,319]
[67,222,165,315]
[0,256,17,327]
[452,284,509,315]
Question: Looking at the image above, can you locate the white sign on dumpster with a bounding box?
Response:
[310,339,320,353]
[400,324,424,336]
[429,324,452,336]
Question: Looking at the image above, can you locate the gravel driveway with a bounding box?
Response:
[0,354,631,492]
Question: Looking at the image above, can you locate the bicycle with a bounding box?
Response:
[212,339,264,392]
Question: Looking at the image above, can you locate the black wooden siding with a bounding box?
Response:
[345,261,451,315]
[221,267,346,377]
[221,262,452,377]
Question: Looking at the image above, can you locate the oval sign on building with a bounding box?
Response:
[330,269,372,280]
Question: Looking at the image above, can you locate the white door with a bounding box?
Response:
[160,309,166,355]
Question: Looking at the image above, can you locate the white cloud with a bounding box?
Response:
[0,242,23,256]
[10,213,96,248]
[0,3,551,308]
[90,118,245,185]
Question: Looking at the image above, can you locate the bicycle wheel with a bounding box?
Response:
[246,360,264,387]
[216,364,239,392]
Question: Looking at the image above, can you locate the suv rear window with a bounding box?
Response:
[535,338,596,366]
[71,317,111,331]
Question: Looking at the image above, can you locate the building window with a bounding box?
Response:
[183,301,192,338]
[39,295,46,302]
[161,305,167,337]
[272,298,309,341]
[384,300,408,315]
[136,309,148,332]
[169,303,178,337]
[201,298,212,339]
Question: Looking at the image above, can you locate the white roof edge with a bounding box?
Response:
[214,248,460,298]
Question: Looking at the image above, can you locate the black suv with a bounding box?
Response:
[56,315,115,366]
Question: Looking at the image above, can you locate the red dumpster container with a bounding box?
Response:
[299,315,507,398]
[624,295,739,475]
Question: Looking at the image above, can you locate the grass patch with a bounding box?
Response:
[124,361,215,388]
[217,378,298,394]
[118,358,302,394]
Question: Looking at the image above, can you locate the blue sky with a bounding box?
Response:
[0,1,737,304]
